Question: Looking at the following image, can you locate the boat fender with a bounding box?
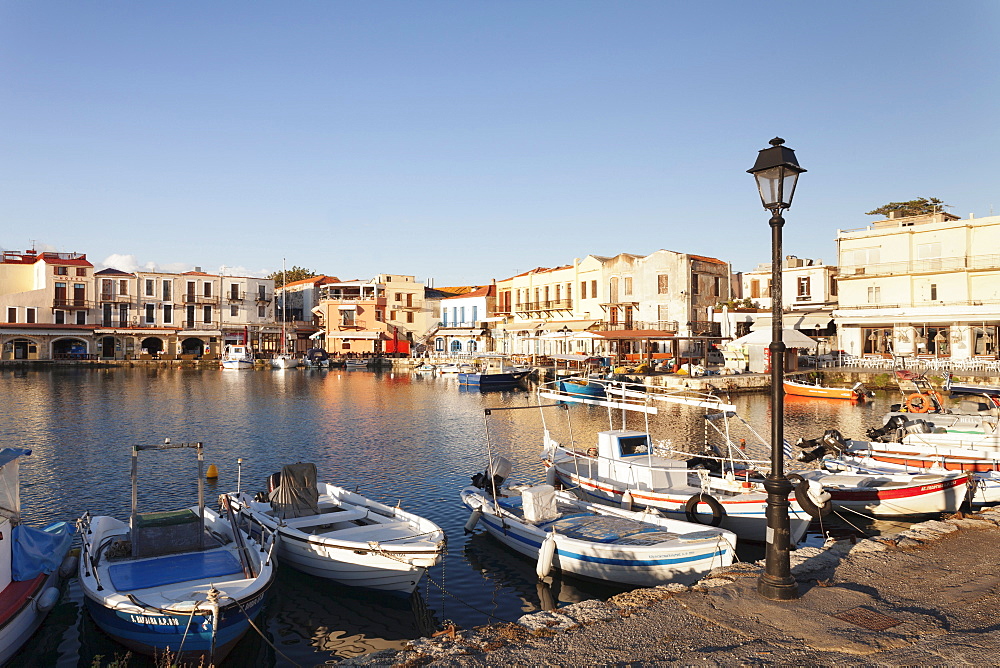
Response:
[620,490,633,511]
[464,509,482,535]
[684,493,725,527]
[35,587,60,613]
[536,531,557,579]
[787,474,833,518]
[59,554,76,578]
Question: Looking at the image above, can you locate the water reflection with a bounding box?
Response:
[0,368,928,665]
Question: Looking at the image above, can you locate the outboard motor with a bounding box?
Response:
[471,456,512,496]
[686,455,722,473]
[795,429,848,463]
[865,414,908,442]
[903,419,933,435]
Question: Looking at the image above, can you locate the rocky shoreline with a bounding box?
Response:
[344,508,1000,666]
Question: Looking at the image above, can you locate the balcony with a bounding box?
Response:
[599,320,680,333]
[99,293,132,304]
[52,299,92,310]
[838,253,1000,279]
[255,293,271,303]
[181,295,220,306]
[227,292,246,302]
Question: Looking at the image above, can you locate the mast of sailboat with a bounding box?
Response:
[280,258,287,355]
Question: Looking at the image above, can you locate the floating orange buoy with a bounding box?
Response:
[206,464,219,479]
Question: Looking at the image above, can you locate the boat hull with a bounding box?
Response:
[271,357,300,369]
[548,464,811,544]
[0,568,65,665]
[221,360,253,370]
[461,489,735,586]
[805,471,969,516]
[458,370,530,389]
[783,381,860,401]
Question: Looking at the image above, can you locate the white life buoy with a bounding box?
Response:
[536,531,557,579]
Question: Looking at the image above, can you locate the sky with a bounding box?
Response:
[2,2,998,285]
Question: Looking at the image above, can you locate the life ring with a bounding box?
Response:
[684,493,725,526]
[787,474,833,518]
[905,393,931,413]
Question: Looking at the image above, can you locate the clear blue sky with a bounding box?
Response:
[3,2,997,285]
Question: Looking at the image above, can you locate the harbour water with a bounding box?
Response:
[1,367,910,666]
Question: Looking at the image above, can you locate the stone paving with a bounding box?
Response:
[342,507,1000,666]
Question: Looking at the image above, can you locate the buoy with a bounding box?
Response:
[536,531,557,579]
[464,509,482,534]
[620,489,633,511]
[206,464,219,479]
[35,587,60,613]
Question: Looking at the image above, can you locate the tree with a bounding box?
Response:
[865,197,948,218]
[266,265,317,288]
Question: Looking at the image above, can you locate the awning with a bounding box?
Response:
[752,315,832,331]
[326,331,385,340]
[436,329,487,337]
[540,320,600,332]
[337,304,357,310]
[309,331,325,340]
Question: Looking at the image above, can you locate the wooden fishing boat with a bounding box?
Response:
[796,469,969,517]
[220,344,254,370]
[0,448,74,664]
[783,379,867,401]
[225,462,445,595]
[461,476,736,586]
[78,441,275,663]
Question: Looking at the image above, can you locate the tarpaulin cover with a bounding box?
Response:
[269,462,319,519]
[109,550,243,592]
[12,521,73,581]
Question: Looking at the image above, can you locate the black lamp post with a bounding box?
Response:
[748,137,806,601]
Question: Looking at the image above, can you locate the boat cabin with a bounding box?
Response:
[596,430,689,491]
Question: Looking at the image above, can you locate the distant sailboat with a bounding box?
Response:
[272,258,299,369]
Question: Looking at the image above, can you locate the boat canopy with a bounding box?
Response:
[270,463,320,519]
[12,522,73,581]
[0,447,30,523]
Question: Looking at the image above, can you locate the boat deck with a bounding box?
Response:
[108,549,244,592]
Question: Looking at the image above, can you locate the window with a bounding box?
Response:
[102,304,113,326]
[54,266,68,275]
[657,275,669,294]
[6,308,15,323]
[591,280,597,298]
[472,305,478,323]
[624,277,632,296]
[830,276,838,297]
[406,293,413,307]
[930,283,938,301]
[76,311,86,325]
[203,305,212,324]
[118,304,128,326]
[26,308,36,324]
[691,272,700,295]
[390,310,398,321]
[609,277,618,302]
[867,286,881,303]
[119,280,128,295]
[750,280,760,299]
[231,305,239,317]
[102,279,114,299]
[145,304,155,324]
[917,242,942,270]
[55,310,65,324]
[162,280,172,301]
[460,306,466,323]
[145,279,154,296]
[406,311,414,323]
[203,282,212,298]
[555,285,561,302]
[797,276,811,297]
[713,276,722,297]
[257,305,265,318]
[342,310,355,326]
[566,284,571,302]
[230,284,240,299]
[580,281,587,299]
[395,293,402,302]
[163,304,173,324]
[76,267,87,277]
[258,285,266,300]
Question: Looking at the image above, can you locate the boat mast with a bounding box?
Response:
[281,258,286,354]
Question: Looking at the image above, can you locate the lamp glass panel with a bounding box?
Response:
[781,171,799,206]
[754,166,784,208]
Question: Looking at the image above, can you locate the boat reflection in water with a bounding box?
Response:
[227,568,437,665]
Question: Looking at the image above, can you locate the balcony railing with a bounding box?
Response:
[181,295,220,305]
[839,253,1000,278]
[599,320,680,333]
[255,293,272,303]
[99,293,132,303]
[52,299,92,310]
[227,292,246,302]
[838,297,1000,310]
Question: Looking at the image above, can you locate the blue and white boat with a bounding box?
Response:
[0,448,74,664]
[78,440,276,663]
[461,463,735,586]
[556,377,607,398]
[458,357,531,389]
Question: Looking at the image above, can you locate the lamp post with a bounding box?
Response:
[748,137,806,601]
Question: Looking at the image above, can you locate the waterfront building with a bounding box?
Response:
[276,275,338,352]
[740,256,839,349]
[314,274,428,355]
[834,211,1000,361]
[0,250,94,360]
[431,284,497,355]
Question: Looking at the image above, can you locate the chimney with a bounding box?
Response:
[195,266,202,272]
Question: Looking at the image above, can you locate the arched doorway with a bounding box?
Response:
[99,336,118,359]
[181,338,204,357]
[141,337,164,356]
[53,338,89,359]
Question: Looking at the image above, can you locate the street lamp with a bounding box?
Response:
[748,137,806,601]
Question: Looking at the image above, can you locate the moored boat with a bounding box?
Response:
[271,353,300,369]
[783,379,868,401]
[461,469,736,586]
[795,468,970,517]
[458,357,531,389]
[220,344,254,370]
[225,463,445,595]
[78,440,275,663]
[0,448,74,665]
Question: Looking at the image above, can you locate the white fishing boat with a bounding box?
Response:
[78,441,276,663]
[461,467,736,586]
[220,344,254,370]
[793,468,970,517]
[345,358,368,369]
[536,383,816,543]
[0,448,74,665]
[225,462,445,595]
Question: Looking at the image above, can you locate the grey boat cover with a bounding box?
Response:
[269,462,320,519]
